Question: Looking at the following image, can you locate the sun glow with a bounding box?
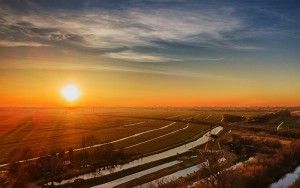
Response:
[61,84,80,102]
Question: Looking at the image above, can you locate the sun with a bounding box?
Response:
[61,84,80,102]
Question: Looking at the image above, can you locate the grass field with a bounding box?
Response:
[1,107,300,188]
[0,107,225,164]
[2,107,290,166]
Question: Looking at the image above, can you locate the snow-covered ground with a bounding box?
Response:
[270,165,300,188]
[53,126,223,185]
[136,162,208,188]
[92,161,181,188]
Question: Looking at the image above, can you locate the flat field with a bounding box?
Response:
[0,107,267,165]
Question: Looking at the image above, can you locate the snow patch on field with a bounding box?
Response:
[136,162,208,188]
[270,166,300,188]
[92,161,181,188]
[54,126,223,185]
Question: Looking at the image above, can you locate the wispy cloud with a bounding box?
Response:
[188,57,225,62]
[230,45,266,50]
[105,50,225,63]
[0,60,225,80]
[105,51,179,63]
[0,40,48,47]
[0,0,275,77]
[0,5,243,53]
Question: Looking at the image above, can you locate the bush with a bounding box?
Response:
[199,140,300,188]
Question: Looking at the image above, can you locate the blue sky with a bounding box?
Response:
[1,0,299,62]
[0,0,299,106]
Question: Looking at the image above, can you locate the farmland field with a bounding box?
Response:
[0,107,230,165]
[1,107,300,188]
[0,107,280,165]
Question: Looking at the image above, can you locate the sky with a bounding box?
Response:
[0,0,299,107]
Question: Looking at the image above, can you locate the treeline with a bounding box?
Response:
[235,125,300,139]
[1,135,132,188]
[220,133,282,156]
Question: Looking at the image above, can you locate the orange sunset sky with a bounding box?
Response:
[0,1,299,107]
